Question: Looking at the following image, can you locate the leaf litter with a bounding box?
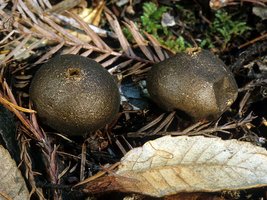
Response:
[0,145,29,200]
[80,135,267,197]
[116,136,267,196]
[0,0,267,199]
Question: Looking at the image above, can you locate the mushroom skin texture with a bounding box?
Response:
[146,49,238,120]
[30,54,120,136]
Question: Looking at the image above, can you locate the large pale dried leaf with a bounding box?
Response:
[115,136,267,197]
[164,193,224,200]
[0,145,29,200]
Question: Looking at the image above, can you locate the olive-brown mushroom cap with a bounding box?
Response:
[147,49,238,120]
[30,54,120,136]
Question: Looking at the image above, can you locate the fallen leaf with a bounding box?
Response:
[114,136,267,197]
[164,192,224,200]
[0,145,29,199]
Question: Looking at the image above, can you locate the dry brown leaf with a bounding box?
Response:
[164,193,224,200]
[90,0,105,26]
[114,135,267,197]
[0,145,29,200]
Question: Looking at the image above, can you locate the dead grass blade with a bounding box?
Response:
[3,0,157,75]
[116,60,133,71]
[67,11,112,51]
[114,137,128,155]
[42,15,85,45]
[41,0,53,9]
[122,62,148,77]
[137,113,165,133]
[62,45,83,55]
[31,22,62,41]
[95,53,110,63]
[80,49,93,57]
[124,21,158,62]
[102,56,119,68]
[0,34,31,65]
[1,81,43,141]
[144,32,169,61]
[80,142,87,181]
[105,9,136,57]
[46,0,83,14]
[24,0,44,14]
[19,133,45,199]
[74,162,120,187]
[17,0,38,24]
[33,41,65,65]
[0,97,36,113]
[50,145,59,184]
[152,111,176,134]
[0,30,17,45]
[29,103,43,136]
[128,112,176,137]
[171,113,255,136]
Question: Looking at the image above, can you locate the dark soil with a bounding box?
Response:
[1,0,267,199]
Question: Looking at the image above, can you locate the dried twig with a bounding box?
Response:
[128,113,255,138]
[18,132,45,199]
[169,113,255,136]
[74,162,120,188]
[127,112,176,137]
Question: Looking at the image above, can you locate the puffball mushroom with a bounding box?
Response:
[147,49,238,120]
[30,54,120,136]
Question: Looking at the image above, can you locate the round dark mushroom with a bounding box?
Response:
[30,54,120,136]
[146,49,238,120]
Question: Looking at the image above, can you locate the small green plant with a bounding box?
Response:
[122,26,134,42]
[200,37,215,49]
[213,10,250,44]
[201,10,250,49]
[123,3,251,51]
[175,4,196,27]
[162,36,191,52]
[121,2,188,52]
[139,2,191,52]
[140,2,168,37]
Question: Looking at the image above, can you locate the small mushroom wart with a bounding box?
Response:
[147,49,238,120]
[30,54,120,136]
